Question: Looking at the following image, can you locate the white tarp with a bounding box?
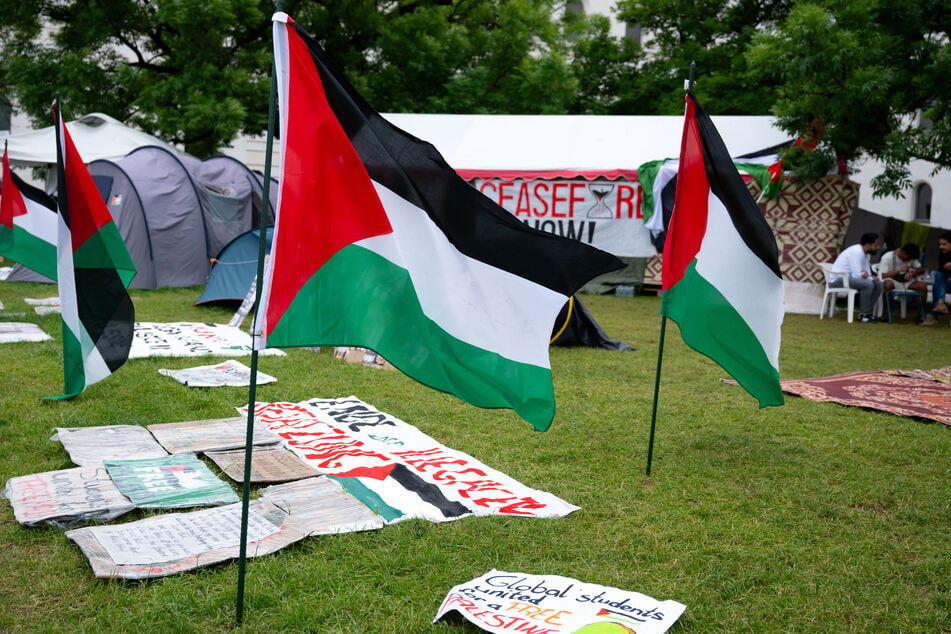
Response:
[1,112,177,167]
[384,113,789,176]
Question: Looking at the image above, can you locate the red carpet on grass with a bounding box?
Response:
[776,368,951,426]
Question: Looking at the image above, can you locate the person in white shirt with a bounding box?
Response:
[878,243,927,295]
[831,232,883,322]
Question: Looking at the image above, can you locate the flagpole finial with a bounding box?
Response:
[686,61,696,94]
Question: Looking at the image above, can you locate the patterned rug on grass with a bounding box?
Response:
[749,367,951,426]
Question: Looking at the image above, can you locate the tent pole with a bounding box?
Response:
[236,48,279,627]
[645,315,667,476]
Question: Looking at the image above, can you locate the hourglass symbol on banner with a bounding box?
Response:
[587,182,614,218]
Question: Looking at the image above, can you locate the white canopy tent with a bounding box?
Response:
[1,112,177,169]
[382,113,791,178]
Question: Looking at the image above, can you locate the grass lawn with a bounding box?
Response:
[0,281,948,633]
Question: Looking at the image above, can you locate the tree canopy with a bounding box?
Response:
[0,0,625,156]
[0,0,947,194]
[746,0,951,197]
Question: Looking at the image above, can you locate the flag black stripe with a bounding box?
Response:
[691,95,782,279]
[10,171,57,213]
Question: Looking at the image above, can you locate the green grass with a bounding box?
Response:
[0,281,949,633]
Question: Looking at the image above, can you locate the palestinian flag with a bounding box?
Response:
[49,99,136,399]
[256,13,622,430]
[661,94,784,407]
[0,148,58,280]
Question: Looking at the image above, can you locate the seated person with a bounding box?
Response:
[878,243,927,295]
[831,232,883,323]
[922,232,951,326]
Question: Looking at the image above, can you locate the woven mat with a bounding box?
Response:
[776,367,951,426]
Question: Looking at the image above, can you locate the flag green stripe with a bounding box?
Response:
[0,225,58,280]
[44,320,86,401]
[268,244,556,430]
[662,261,783,407]
[73,222,136,287]
[328,476,404,523]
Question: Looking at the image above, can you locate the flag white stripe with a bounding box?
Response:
[14,197,58,244]
[694,191,784,369]
[357,182,565,370]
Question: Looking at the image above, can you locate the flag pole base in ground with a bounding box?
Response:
[646,316,667,476]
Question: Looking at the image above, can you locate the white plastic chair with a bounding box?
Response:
[819,262,858,322]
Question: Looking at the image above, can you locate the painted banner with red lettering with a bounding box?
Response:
[434,569,686,633]
[473,178,655,257]
[241,396,579,524]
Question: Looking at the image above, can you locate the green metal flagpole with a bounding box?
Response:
[235,19,280,625]
[646,62,695,476]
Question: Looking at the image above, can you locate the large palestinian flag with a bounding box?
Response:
[50,99,136,400]
[256,13,623,431]
[661,94,784,407]
[0,149,58,280]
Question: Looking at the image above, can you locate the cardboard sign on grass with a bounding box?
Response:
[104,454,239,508]
[4,466,135,528]
[66,499,307,579]
[259,476,384,536]
[147,416,282,454]
[434,570,686,633]
[205,446,322,484]
[129,322,286,358]
[158,359,277,387]
[53,425,169,466]
[0,322,52,343]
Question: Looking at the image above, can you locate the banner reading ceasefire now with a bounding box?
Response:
[473,178,656,258]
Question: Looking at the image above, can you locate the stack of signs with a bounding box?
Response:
[103,454,238,508]
[243,396,579,524]
[4,466,135,528]
[53,425,169,466]
[66,499,308,579]
[6,397,590,581]
[434,570,686,633]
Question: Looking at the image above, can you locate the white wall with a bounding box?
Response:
[849,157,951,229]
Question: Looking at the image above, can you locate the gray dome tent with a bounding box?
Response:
[6,146,276,289]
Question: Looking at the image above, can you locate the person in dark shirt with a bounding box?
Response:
[921,231,951,326]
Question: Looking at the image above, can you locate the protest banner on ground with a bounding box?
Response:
[158,359,277,387]
[0,322,52,343]
[66,499,308,579]
[129,322,286,358]
[104,454,239,508]
[205,446,322,484]
[242,397,580,524]
[4,465,135,527]
[260,476,385,536]
[53,425,169,466]
[434,570,686,633]
[147,417,282,454]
